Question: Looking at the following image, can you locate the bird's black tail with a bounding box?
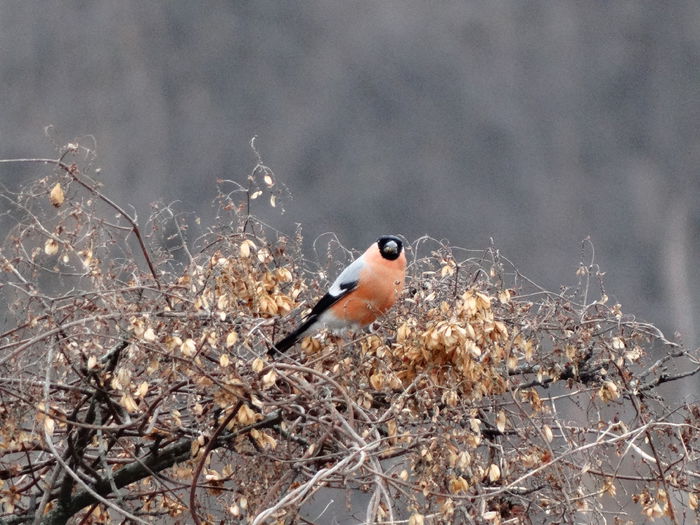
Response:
[269,315,318,355]
[270,332,299,354]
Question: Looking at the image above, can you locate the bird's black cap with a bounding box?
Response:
[377,235,403,261]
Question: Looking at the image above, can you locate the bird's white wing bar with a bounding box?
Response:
[328,255,365,297]
[271,254,365,353]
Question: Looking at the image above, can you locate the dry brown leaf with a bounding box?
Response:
[142,327,157,342]
[43,416,55,436]
[448,476,469,494]
[121,394,139,413]
[543,425,553,443]
[261,369,277,389]
[49,183,64,207]
[44,238,59,255]
[181,338,197,357]
[251,357,265,373]
[408,513,425,525]
[225,330,239,348]
[496,410,506,433]
[236,405,258,425]
[136,381,149,398]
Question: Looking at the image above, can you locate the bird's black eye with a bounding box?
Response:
[377,235,403,260]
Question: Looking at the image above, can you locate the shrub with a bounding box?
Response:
[0,142,698,524]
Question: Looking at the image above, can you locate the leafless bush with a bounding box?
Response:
[0,143,698,524]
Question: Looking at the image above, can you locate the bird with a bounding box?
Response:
[271,235,406,354]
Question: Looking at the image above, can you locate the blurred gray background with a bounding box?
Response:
[2,2,699,349]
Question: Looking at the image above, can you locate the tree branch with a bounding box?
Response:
[31,412,281,525]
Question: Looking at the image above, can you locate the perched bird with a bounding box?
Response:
[271,235,406,354]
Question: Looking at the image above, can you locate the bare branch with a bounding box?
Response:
[1,147,697,525]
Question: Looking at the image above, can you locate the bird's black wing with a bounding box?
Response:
[271,279,359,354]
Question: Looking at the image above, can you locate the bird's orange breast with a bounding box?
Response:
[328,249,405,327]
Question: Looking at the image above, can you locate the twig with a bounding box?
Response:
[0,157,162,290]
[188,401,243,525]
[40,425,150,525]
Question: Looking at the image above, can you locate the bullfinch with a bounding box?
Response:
[271,235,406,354]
